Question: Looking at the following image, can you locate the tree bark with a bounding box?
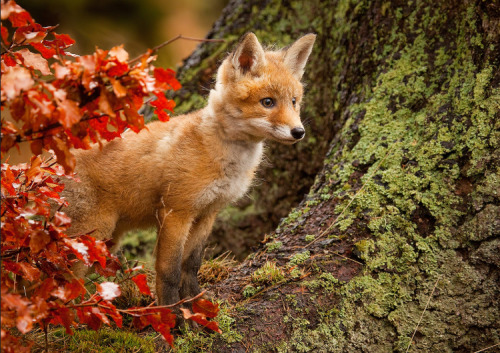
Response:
[174,0,499,351]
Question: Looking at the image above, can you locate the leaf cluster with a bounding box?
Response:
[0,1,220,351]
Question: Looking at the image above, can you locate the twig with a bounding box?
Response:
[15,113,111,143]
[128,34,225,64]
[474,343,500,353]
[405,275,441,353]
[331,251,363,265]
[43,322,48,353]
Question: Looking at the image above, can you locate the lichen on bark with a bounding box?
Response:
[170,0,499,351]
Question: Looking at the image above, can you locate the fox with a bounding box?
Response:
[62,32,316,306]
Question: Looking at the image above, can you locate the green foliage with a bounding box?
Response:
[266,240,283,252]
[120,228,157,263]
[252,261,285,285]
[48,327,156,353]
[288,251,310,267]
[304,234,315,242]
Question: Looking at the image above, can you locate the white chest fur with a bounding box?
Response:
[196,141,263,210]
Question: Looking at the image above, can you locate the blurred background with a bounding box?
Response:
[20,0,228,69]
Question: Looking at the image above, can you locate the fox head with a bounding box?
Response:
[208,32,316,144]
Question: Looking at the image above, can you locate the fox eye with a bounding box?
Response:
[260,97,275,108]
[292,97,297,107]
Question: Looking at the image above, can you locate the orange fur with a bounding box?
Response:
[62,32,316,305]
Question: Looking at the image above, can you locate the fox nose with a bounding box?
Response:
[291,127,305,140]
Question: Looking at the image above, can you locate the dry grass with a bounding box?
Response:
[198,251,238,285]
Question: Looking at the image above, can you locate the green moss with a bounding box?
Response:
[49,327,156,353]
[242,285,260,298]
[230,0,499,351]
[288,250,310,267]
[303,272,340,294]
[304,234,315,242]
[266,240,283,252]
[252,261,285,285]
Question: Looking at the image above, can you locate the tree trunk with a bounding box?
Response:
[174,0,499,351]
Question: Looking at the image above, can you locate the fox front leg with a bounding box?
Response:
[155,209,193,306]
[180,212,217,299]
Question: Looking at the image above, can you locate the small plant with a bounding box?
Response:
[252,261,285,285]
[242,285,260,298]
[198,251,237,285]
[266,241,283,252]
[288,251,311,267]
[304,234,315,242]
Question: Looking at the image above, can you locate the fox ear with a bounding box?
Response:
[232,32,266,75]
[283,33,316,80]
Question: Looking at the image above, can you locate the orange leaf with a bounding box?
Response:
[1,66,35,101]
[131,274,153,297]
[192,299,220,318]
[154,67,181,91]
[57,98,81,128]
[180,308,222,334]
[0,25,9,45]
[29,229,51,254]
[110,78,127,98]
[16,48,50,75]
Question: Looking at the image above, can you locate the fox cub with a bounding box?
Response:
[62,32,316,305]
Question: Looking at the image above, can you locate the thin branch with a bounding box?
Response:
[124,291,207,313]
[128,34,225,64]
[13,113,111,143]
[474,343,500,353]
[405,275,441,353]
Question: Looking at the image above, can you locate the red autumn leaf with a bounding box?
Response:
[33,278,57,300]
[150,92,175,122]
[132,314,150,330]
[108,45,129,61]
[192,299,220,318]
[0,25,9,45]
[156,109,170,122]
[30,42,56,59]
[180,308,222,334]
[2,1,33,27]
[98,89,116,117]
[29,229,51,254]
[131,274,153,297]
[17,262,41,282]
[150,92,176,112]
[53,211,71,227]
[1,66,35,101]
[107,60,129,77]
[51,33,75,48]
[154,67,181,91]
[15,48,50,75]
[50,306,75,334]
[154,322,174,347]
[2,53,16,66]
[99,301,123,328]
[51,279,85,302]
[50,136,76,173]
[131,309,176,347]
[57,97,81,128]
[13,23,46,44]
